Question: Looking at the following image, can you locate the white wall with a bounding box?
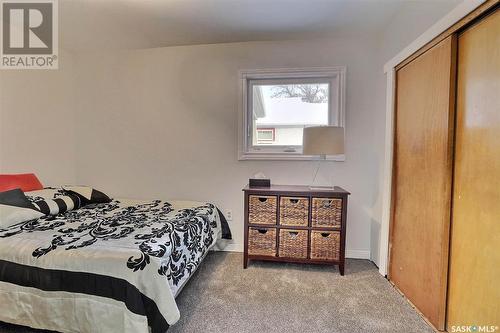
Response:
[72,37,383,257]
[0,2,461,265]
[0,50,77,185]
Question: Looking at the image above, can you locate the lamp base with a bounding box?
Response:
[308,185,335,191]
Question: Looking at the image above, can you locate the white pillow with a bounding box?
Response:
[0,205,44,228]
[0,189,44,229]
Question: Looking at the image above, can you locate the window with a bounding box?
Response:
[256,128,275,144]
[239,67,346,160]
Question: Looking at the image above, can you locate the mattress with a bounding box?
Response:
[0,189,231,333]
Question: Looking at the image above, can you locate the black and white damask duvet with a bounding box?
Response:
[0,188,231,333]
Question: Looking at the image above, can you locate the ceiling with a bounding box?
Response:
[59,0,461,50]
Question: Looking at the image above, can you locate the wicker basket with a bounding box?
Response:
[278,229,308,259]
[279,196,309,226]
[248,227,276,256]
[249,195,277,225]
[311,198,342,228]
[310,231,340,260]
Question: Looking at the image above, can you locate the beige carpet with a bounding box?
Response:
[0,252,432,333]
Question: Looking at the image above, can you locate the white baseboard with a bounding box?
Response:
[345,249,371,259]
[219,243,243,252]
[215,244,371,260]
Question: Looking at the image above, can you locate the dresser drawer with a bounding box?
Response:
[248,227,276,256]
[311,198,342,228]
[279,229,308,259]
[279,196,309,226]
[311,231,340,260]
[249,195,277,225]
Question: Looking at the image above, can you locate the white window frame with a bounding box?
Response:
[238,67,346,161]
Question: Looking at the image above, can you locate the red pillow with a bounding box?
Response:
[0,173,44,192]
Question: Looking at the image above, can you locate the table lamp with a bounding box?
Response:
[302,126,344,190]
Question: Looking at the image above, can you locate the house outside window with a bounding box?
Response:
[239,67,346,161]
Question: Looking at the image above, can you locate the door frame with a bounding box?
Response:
[378,0,497,276]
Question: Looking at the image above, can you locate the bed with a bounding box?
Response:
[0,187,231,333]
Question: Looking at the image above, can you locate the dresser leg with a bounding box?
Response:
[243,254,248,269]
[339,263,345,276]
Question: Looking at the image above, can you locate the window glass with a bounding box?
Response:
[251,83,329,147]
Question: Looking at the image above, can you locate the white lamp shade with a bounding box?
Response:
[302,126,344,155]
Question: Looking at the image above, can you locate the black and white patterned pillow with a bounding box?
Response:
[25,186,110,216]
[25,187,65,201]
[62,186,111,205]
[0,189,44,228]
[31,193,83,216]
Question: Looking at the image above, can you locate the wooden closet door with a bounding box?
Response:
[447,9,500,329]
[390,36,456,330]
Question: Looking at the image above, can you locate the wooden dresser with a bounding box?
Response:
[243,184,350,275]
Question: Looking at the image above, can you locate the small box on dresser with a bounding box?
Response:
[243,184,350,275]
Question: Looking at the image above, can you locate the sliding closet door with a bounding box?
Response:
[447,9,500,329]
[390,36,456,330]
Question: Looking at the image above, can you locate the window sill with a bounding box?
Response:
[238,152,346,161]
